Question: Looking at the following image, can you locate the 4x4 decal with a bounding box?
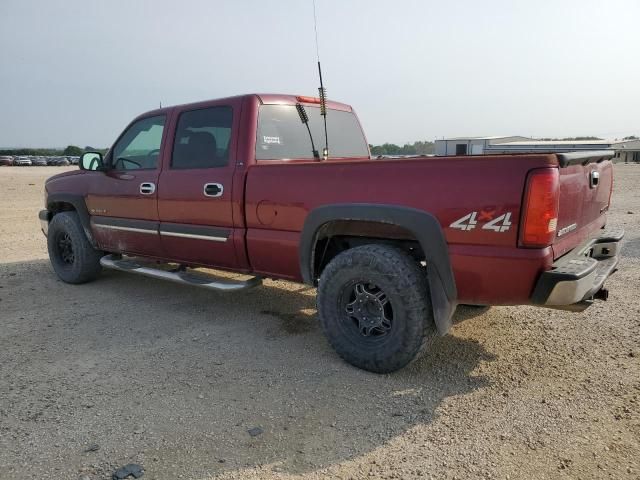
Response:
[450,211,513,232]
[449,212,478,231]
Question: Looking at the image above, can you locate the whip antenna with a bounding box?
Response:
[313,0,329,160]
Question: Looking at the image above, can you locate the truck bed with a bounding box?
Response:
[244,152,612,305]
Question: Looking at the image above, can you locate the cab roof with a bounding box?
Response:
[139,93,354,119]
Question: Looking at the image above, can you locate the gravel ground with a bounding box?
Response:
[0,165,638,480]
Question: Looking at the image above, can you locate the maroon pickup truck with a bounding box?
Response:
[39,93,623,373]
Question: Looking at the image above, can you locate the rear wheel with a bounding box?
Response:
[47,211,103,284]
[317,244,436,373]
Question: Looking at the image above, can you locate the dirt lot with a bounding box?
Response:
[0,165,638,480]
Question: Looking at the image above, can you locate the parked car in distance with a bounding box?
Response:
[46,157,69,166]
[68,156,80,165]
[0,155,14,166]
[14,156,32,166]
[32,157,48,166]
[39,93,623,373]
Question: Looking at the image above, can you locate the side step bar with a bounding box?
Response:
[100,254,262,292]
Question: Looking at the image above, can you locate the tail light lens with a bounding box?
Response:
[519,168,560,247]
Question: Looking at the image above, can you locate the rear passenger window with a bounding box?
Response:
[171,106,233,169]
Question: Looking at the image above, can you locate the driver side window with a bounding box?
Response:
[111,115,166,170]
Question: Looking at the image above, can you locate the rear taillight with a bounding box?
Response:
[519,168,560,247]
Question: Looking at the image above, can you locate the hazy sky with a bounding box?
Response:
[1,0,639,148]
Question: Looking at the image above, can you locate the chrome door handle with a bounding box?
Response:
[140,182,156,195]
[204,183,223,197]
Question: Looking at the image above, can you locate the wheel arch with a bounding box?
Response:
[299,203,457,334]
[46,193,97,247]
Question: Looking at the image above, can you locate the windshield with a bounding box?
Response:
[256,105,369,160]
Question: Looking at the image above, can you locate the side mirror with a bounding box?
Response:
[80,152,105,171]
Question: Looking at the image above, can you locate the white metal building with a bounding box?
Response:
[434,136,531,156]
[612,139,640,163]
[484,139,616,154]
[435,135,640,161]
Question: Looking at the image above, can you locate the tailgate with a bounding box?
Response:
[553,151,614,259]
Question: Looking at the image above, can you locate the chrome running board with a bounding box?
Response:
[100,254,262,292]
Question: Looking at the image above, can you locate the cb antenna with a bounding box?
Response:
[313,0,329,160]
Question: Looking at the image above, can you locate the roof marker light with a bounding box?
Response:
[296,95,322,104]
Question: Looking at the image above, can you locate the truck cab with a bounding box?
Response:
[45,94,368,271]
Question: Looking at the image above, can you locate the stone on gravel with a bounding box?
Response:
[112,463,144,479]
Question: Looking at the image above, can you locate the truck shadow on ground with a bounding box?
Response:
[0,260,495,478]
[621,234,640,259]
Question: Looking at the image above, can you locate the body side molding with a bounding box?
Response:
[159,223,230,242]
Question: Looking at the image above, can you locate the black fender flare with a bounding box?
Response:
[46,193,97,247]
[299,203,457,334]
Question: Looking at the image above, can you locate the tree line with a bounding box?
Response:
[0,145,104,157]
[369,140,435,156]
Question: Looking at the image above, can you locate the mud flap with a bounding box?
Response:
[427,263,457,335]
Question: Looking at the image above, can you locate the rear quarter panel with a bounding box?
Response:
[245,154,557,304]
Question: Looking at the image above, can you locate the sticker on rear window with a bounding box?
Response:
[263,136,281,145]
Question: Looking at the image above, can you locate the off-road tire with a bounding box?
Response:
[317,244,436,373]
[47,211,103,284]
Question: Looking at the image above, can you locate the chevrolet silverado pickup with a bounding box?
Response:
[39,94,623,373]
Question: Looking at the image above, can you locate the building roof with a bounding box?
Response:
[438,135,528,141]
[612,139,640,149]
[437,136,640,152]
[496,140,614,146]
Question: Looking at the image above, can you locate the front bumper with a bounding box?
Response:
[39,209,50,237]
[531,228,624,311]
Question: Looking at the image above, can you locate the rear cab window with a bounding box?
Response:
[256,104,369,160]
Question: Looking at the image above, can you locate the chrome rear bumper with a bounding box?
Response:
[531,229,624,311]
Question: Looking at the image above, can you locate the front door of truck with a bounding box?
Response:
[156,102,239,269]
[86,114,167,257]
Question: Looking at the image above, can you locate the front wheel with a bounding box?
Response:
[317,244,436,373]
[47,211,103,284]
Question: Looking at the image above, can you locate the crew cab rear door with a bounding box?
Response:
[86,114,167,257]
[156,100,241,269]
